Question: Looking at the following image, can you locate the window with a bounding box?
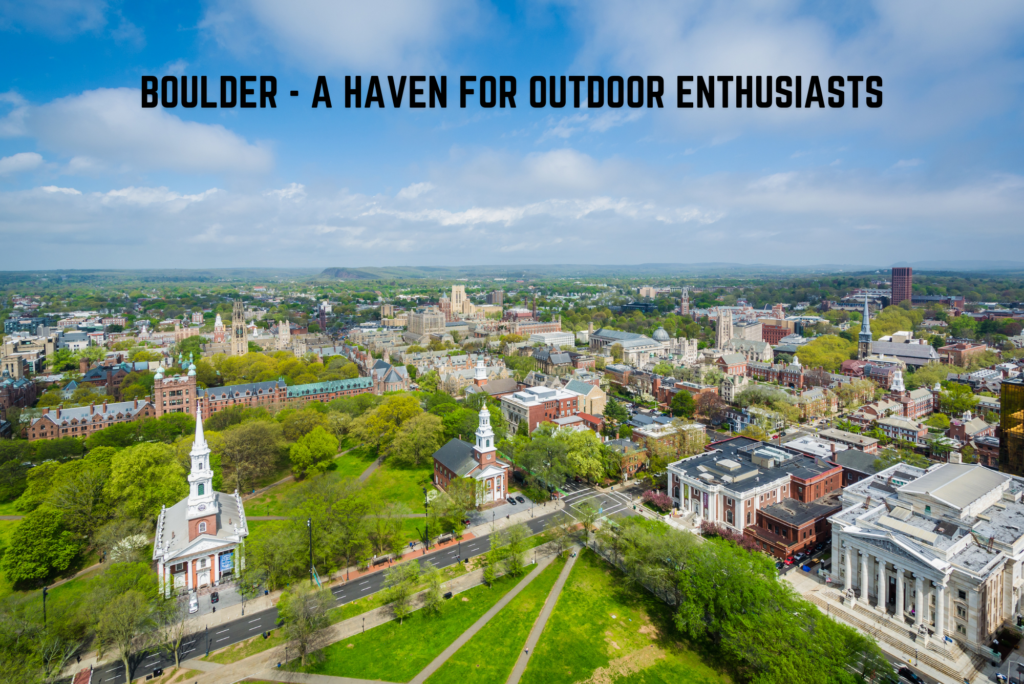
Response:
[198,521,207,533]
[925,505,931,515]
[956,624,967,635]
[726,511,733,524]
[200,558,207,568]
[197,483,204,496]
[956,605,967,619]
[746,512,750,524]
[958,589,967,600]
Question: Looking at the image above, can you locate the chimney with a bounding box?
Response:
[56,405,62,419]
[42,407,49,415]
[89,403,95,415]
[830,442,836,456]
[102,401,107,412]
[134,398,138,409]
[79,358,89,374]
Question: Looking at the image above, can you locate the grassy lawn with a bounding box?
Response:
[520,549,730,684]
[0,500,21,516]
[244,445,375,517]
[202,628,289,665]
[367,460,434,511]
[332,444,376,480]
[426,556,566,684]
[290,570,527,682]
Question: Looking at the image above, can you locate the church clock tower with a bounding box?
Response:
[186,404,219,541]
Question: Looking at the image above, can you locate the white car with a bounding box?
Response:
[188,596,198,614]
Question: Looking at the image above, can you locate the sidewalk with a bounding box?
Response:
[785,568,988,683]
[506,547,580,684]
[186,541,568,684]
[69,499,565,675]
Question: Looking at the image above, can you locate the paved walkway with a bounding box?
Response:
[505,548,579,684]
[255,672,390,684]
[0,515,23,520]
[408,554,558,684]
[357,456,383,482]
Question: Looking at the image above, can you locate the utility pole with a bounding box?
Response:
[42,586,48,627]
[307,518,313,584]
[422,487,429,550]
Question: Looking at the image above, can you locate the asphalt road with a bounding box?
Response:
[93,485,635,684]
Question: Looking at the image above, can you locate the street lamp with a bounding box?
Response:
[423,487,429,550]
[42,586,49,627]
[307,518,313,584]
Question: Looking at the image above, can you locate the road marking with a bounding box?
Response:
[360,585,372,592]
[249,625,263,631]
[358,580,370,585]
[216,629,230,634]
[216,636,231,642]
[248,617,262,623]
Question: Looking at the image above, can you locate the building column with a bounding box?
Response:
[861,551,870,601]
[187,560,193,590]
[877,556,887,613]
[894,565,904,622]
[914,575,924,628]
[211,553,218,584]
[935,583,946,637]
[844,545,853,598]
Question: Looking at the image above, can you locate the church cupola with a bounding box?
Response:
[474,357,487,387]
[473,405,496,464]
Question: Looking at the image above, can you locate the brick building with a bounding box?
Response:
[500,385,582,434]
[891,266,913,305]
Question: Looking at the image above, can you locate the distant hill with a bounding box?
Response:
[318,268,386,280]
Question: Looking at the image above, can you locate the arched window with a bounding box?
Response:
[198,483,204,496]
[198,522,207,533]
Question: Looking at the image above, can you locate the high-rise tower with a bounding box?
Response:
[716,310,733,349]
[231,300,248,356]
[891,267,913,306]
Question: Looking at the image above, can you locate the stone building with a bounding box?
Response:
[829,463,1024,653]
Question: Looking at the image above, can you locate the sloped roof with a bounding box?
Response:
[433,438,477,477]
[564,379,598,396]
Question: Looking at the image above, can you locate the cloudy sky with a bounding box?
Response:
[1,0,1023,270]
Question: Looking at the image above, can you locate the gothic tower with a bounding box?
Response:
[858,297,873,360]
[231,300,248,357]
[277,319,291,351]
[716,310,733,349]
[186,404,218,541]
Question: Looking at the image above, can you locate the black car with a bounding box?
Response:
[508,498,517,505]
[210,592,219,604]
[897,667,922,683]
[515,496,526,504]
[814,543,824,552]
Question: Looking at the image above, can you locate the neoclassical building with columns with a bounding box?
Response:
[153,404,249,597]
[829,462,1024,653]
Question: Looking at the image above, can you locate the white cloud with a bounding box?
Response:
[397,182,434,200]
[0,88,272,174]
[539,111,644,141]
[0,152,43,175]
[200,0,486,71]
[1,149,1023,268]
[893,159,922,169]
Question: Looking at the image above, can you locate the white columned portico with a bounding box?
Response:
[914,575,924,628]
[935,583,946,636]
[861,551,870,602]
[894,565,904,621]
[877,556,887,612]
[845,546,854,602]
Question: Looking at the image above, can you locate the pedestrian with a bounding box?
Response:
[77,655,81,664]
[525,648,529,655]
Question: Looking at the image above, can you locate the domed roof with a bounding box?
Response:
[652,327,670,342]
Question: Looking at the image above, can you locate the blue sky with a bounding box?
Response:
[1,0,1023,270]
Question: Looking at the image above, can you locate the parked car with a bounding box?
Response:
[462,518,471,526]
[814,543,824,552]
[897,667,922,683]
[784,556,795,566]
[515,496,526,504]
[188,596,198,614]
[210,591,219,604]
[775,561,784,570]
[508,498,517,505]
[794,552,806,561]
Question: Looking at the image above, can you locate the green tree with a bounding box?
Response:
[104,443,188,519]
[96,590,158,684]
[281,408,326,442]
[670,391,695,418]
[290,427,339,479]
[0,508,80,583]
[420,561,444,615]
[383,561,421,624]
[554,428,606,482]
[351,394,422,453]
[603,398,629,423]
[278,581,333,666]
[221,420,284,491]
[390,412,444,467]
[941,383,979,416]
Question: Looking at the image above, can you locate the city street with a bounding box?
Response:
[89,500,614,684]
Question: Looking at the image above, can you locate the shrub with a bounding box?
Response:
[641,489,673,512]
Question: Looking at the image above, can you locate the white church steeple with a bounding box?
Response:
[187,403,218,522]
[473,405,496,464]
